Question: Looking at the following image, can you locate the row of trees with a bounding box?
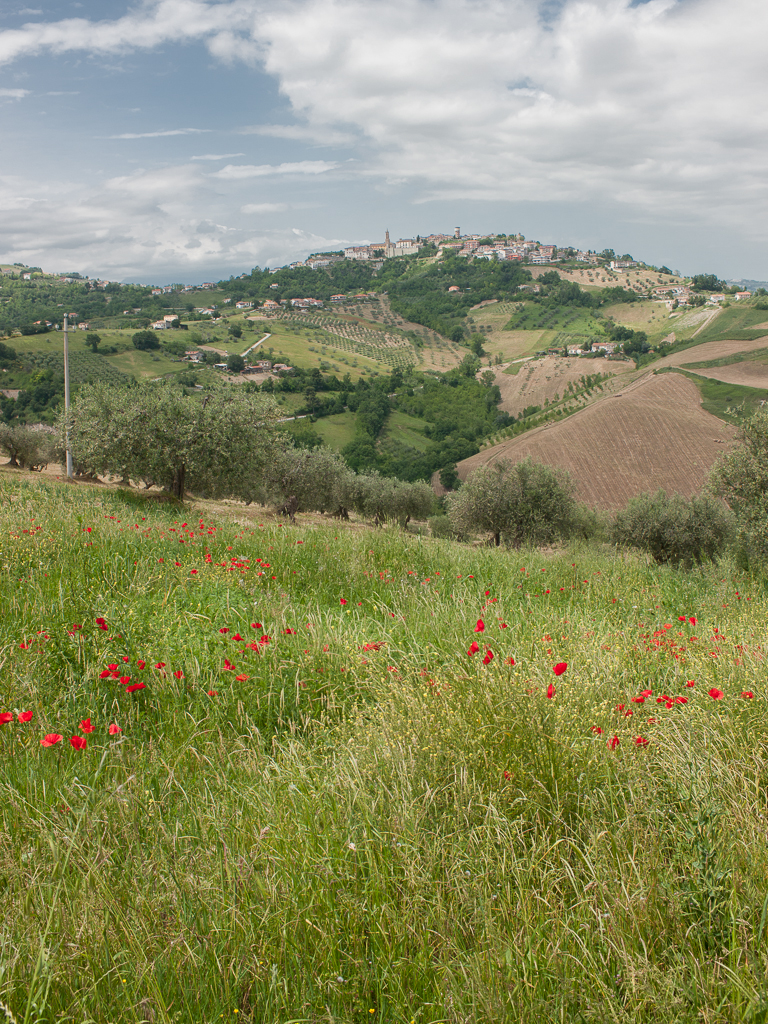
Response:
[51,381,434,526]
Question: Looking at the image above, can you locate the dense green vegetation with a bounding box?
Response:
[2,474,768,1023]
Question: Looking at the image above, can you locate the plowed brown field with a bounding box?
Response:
[490,356,634,417]
[456,373,735,510]
[692,363,768,389]
[670,336,768,367]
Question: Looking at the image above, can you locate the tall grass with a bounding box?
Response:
[1,474,767,1022]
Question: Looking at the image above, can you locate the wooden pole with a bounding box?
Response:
[63,314,73,479]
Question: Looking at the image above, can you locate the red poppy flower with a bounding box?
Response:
[108,723,122,735]
[631,696,645,704]
[483,649,494,665]
[591,726,603,734]
[674,696,688,704]
[678,616,686,622]
[685,679,695,687]
[251,622,263,630]
[283,629,296,635]
[708,688,724,700]
[207,690,219,697]
[154,662,166,669]
[232,633,244,641]
[467,641,480,656]
[506,655,516,665]
[474,619,485,633]
[689,617,697,625]
[635,737,649,747]
[99,669,111,679]
[219,627,230,634]
[740,691,754,699]
[95,617,106,626]
[136,660,146,670]
[120,676,131,686]
[40,734,63,747]
[79,718,94,734]
[503,770,511,780]
[607,735,620,750]
[18,710,33,723]
[126,682,146,693]
[235,674,249,682]
[340,598,347,605]
[553,662,567,676]
[173,670,183,679]
[0,712,13,725]
[223,659,236,671]
[70,736,87,750]
[108,663,118,671]
[547,683,555,699]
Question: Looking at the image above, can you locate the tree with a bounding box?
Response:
[470,333,486,357]
[84,333,101,353]
[712,409,768,559]
[65,381,280,499]
[446,458,579,547]
[229,324,243,339]
[132,330,160,351]
[227,352,245,373]
[612,490,733,567]
[0,423,55,469]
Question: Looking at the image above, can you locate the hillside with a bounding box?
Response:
[456,373,735,509]
[1,472,767,1023]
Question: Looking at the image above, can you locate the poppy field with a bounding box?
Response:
[2,474,768,1023]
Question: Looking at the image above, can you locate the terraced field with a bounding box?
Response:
[490,355,634,418]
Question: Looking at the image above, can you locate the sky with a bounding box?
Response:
[0,0,766,284]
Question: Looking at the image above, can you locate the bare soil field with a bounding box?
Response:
[689,362,768,389]
[489,356,634,417]
[456,373,735,510]
[670,336,768,367]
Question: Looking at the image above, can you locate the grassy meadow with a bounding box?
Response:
[3,474,768,1023]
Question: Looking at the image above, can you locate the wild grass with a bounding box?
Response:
[1,476,768,1022]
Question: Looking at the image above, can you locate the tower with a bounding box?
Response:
[454,226,460,238]
[385,229,391,246]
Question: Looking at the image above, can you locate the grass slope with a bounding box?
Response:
[1,475,768,1023]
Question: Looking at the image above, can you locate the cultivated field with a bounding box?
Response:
[458,372,735,509]
[667,336,768,367]
[688,363,768,389]
[490,355,634,418]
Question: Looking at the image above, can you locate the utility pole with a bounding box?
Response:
[63,314,73,479]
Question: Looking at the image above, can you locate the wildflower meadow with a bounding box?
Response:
[1,473,768,1023]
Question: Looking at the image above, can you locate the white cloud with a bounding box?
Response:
[241,202,288,213]
[239,123,356,145]
[0,87,29,98]
[212,160,338,179]
[0,167,349,279]
[108,128,212,139]
[191,152,246,160]
[1,0,768,274]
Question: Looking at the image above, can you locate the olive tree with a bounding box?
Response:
[262,445,350,521]
[612,490,733,566]
[0,423,55,470]
[712,409,768,559]
[446,458,578,547]
[64,381,281,498]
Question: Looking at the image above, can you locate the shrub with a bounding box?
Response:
[612,490,733,566]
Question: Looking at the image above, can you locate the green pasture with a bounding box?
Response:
[380,410,431,452]
[1,474,768,1022]
[306,410,357,450]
